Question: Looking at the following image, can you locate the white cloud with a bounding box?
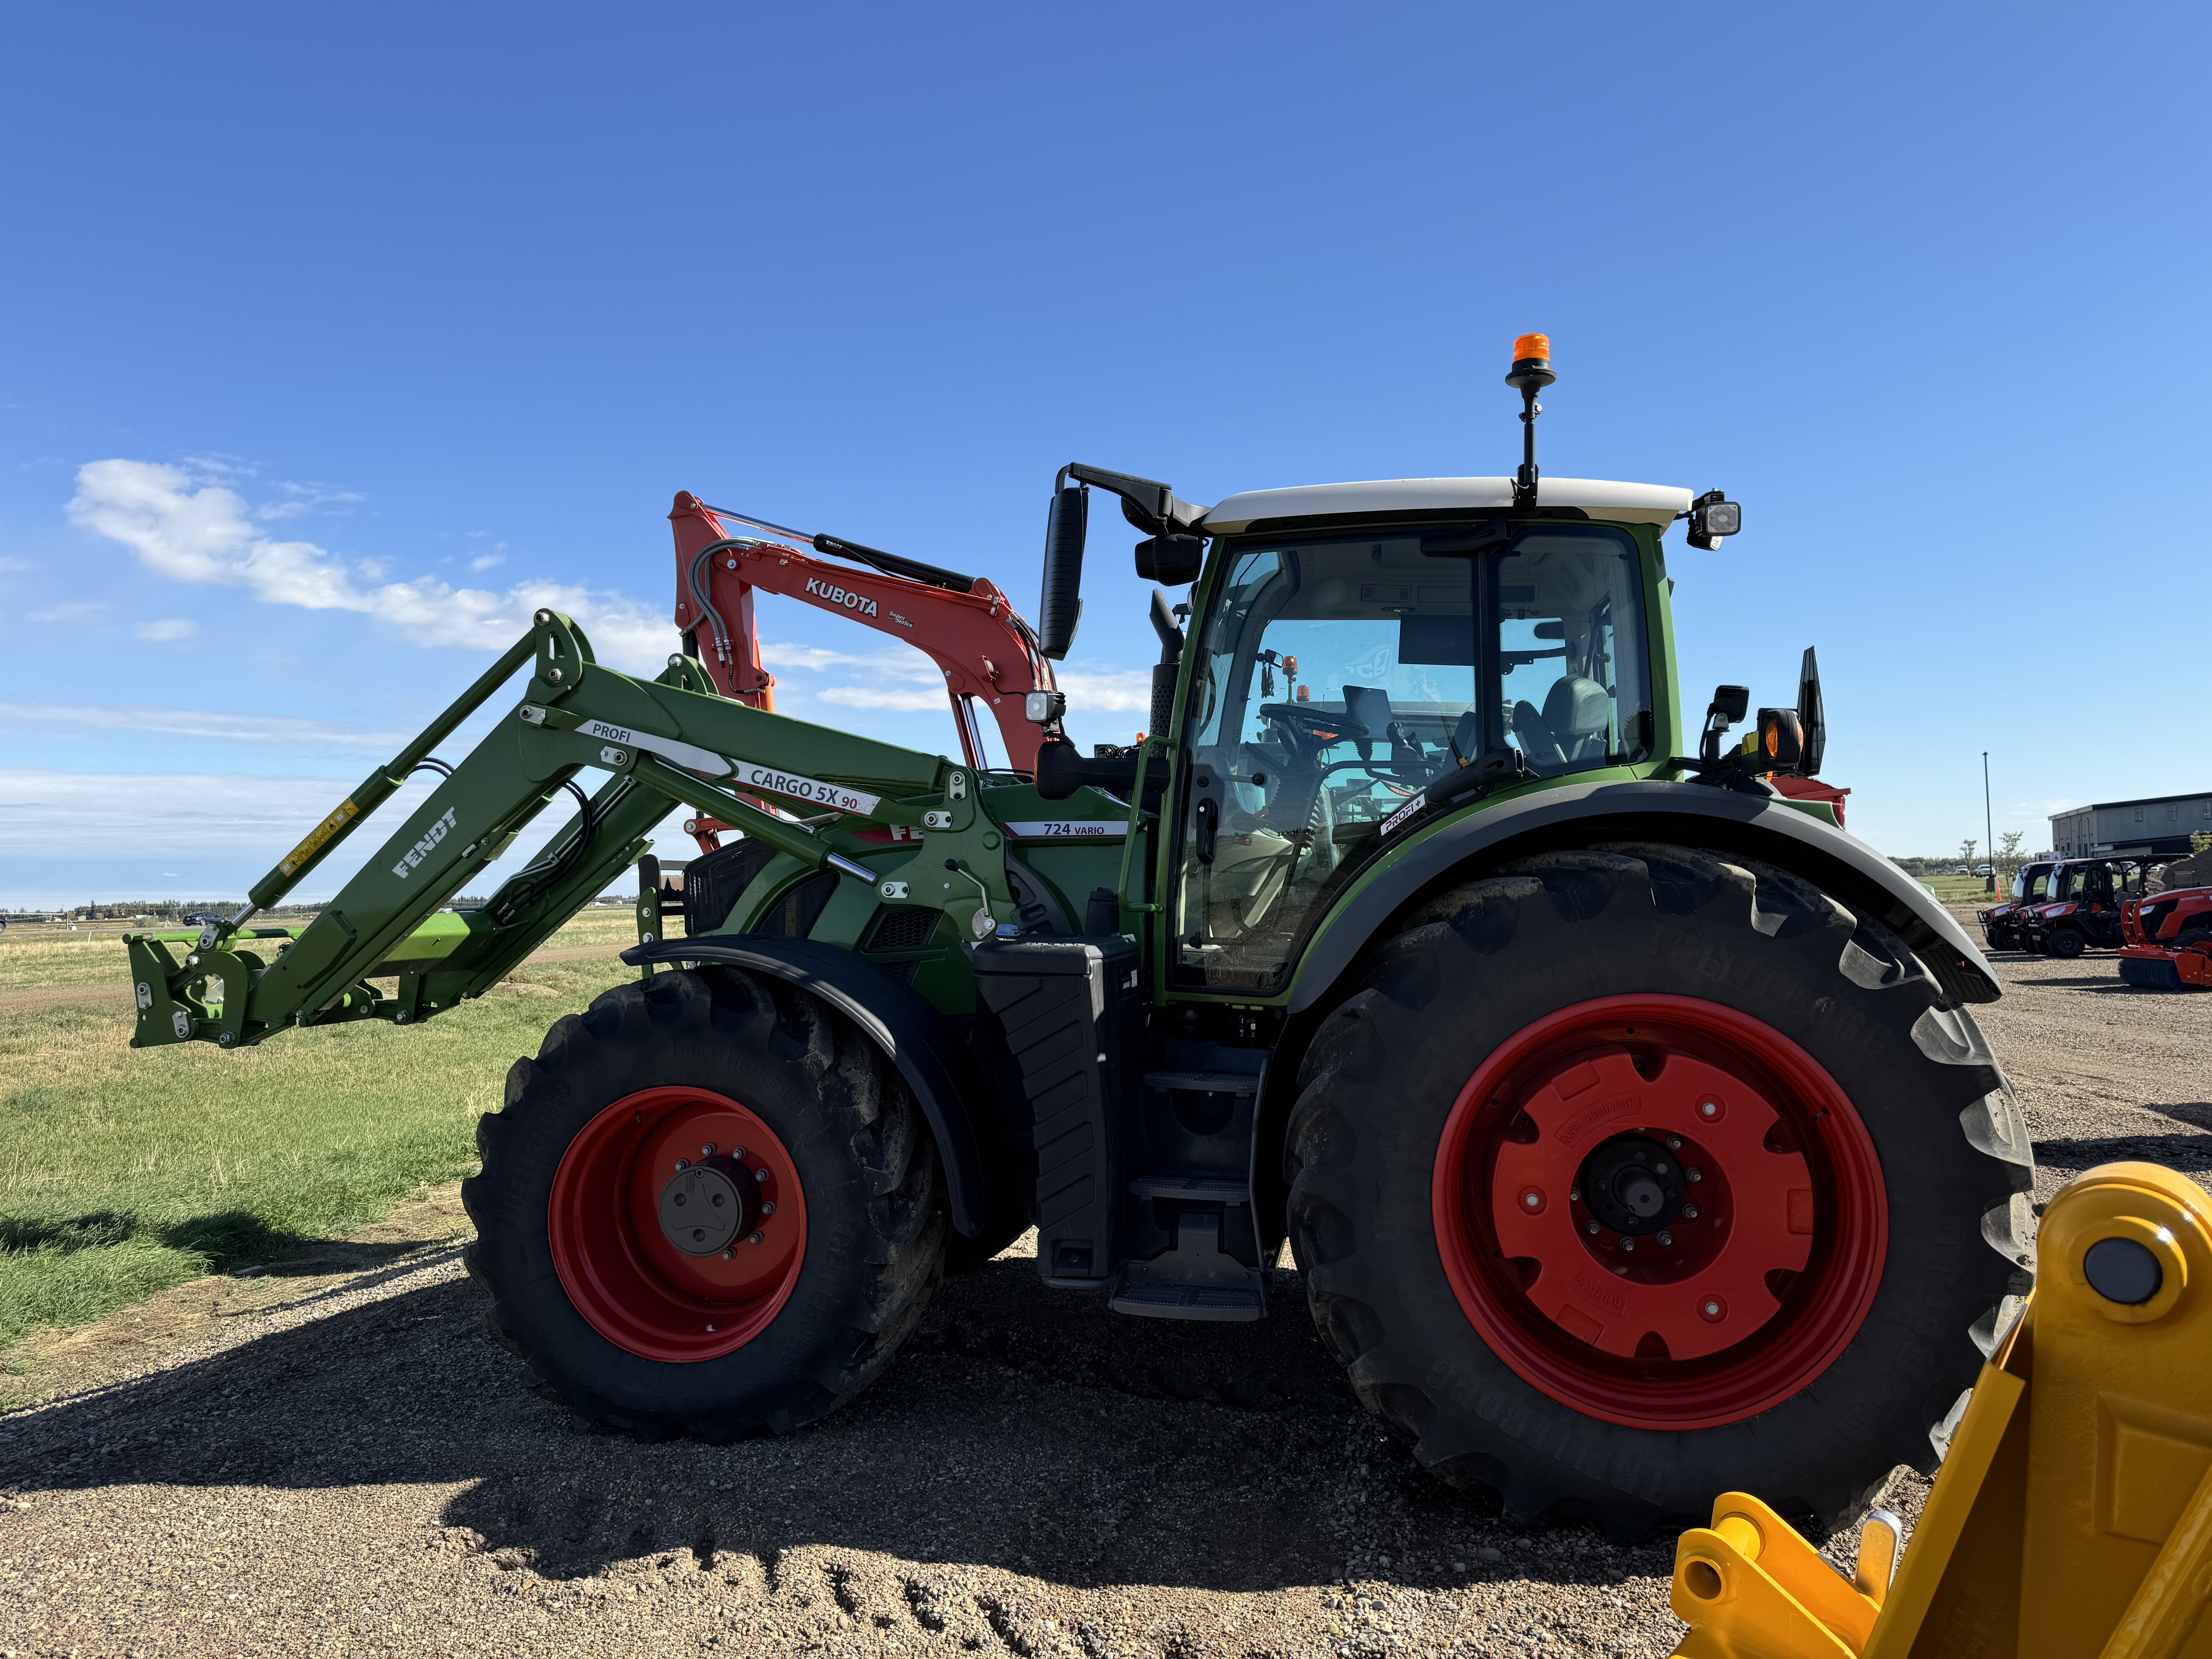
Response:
[470,553,505,571]
[0,701,402,749]
[258,480,366,521]
[69,459,675,672]
[1054,665,1156,713]
[0,555,35,574]
[757,639,941,682]
[818,685,955,711]
[136,617,198,642]
[29,600,106,623]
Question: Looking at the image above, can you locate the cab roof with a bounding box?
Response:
[1199,477,1693,536]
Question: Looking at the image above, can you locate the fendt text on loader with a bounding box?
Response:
[121,337,2035,1539]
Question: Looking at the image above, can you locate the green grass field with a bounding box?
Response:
[0,903,638,991]
[0,927,634,1365]
[1918,874,2001,903]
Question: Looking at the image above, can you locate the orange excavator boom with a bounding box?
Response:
[669,492,1055,779]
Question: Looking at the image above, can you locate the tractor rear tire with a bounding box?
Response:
[463,966,948,1440]
[2045,927,2087,959]
[1284,845,2035,1539]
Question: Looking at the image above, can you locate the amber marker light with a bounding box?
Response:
[1506,334,1556,392]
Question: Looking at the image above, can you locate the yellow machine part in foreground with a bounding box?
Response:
[1668,1162,2212,1659]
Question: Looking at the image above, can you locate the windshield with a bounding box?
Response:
[2014,866,2053,901]
[1174,522,1653,991]
[2054,861,2137,902]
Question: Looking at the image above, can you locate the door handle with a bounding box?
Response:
[1194,794,1219,864]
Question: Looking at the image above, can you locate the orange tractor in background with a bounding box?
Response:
[2118,881,2212,989]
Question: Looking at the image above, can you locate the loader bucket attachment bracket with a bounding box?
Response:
[1665,1161,2212,1658]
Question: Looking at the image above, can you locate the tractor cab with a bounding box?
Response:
[1163,492,1669,990]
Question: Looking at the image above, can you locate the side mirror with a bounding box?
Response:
[1135,533,1204,585]
[1686,490,1741,551]
[1796,646,1826,776]
[1700,684,1750,764]
[1039,484,1088,661]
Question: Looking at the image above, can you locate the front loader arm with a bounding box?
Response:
[126,610,964,1050]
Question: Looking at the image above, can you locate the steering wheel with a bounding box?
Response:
[1258,702,1369,750]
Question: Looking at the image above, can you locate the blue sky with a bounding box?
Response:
[3,3,2207,907]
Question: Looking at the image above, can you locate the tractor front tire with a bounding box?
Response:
[1285,845,2034,1539]
[2045,927,2087,959]
[463,966,948,1440]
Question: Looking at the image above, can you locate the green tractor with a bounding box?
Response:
[122,337,2033,1537]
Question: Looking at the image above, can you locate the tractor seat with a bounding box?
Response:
[1512,676,1612,770]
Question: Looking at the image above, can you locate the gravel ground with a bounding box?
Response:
[3,908,2205,1659]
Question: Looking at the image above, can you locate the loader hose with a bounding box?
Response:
[686,536,784,674]
[407,758,454,780]
[491,778,604,928]
[687,544,735,667]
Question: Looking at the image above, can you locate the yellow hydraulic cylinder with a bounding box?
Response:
[1668,1163,2212,1659]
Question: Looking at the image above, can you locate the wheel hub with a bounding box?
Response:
[1578,1133,1685,1236]
[658,1159,757,1256]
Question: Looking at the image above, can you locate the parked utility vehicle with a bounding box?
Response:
[120,338,2032,1538]
[1977,859,2059,951]
[2017,857,2150,957]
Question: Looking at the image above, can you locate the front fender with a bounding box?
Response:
[621,935,999,1236]
[1288,778,1999,1015]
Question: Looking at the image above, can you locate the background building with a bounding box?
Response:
[2049,792,2212,859]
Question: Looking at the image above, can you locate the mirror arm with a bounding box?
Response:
[1064,462,1207,535]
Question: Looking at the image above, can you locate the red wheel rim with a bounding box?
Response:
[1431,995,1886,1429]
[548,1085,809,1363]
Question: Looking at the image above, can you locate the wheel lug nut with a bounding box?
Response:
[731,1146,746,1160]
[1568,1187,1580,1203]
[720,1248,735,1261]
[1619,1237,1635,1252]
[674,1158,690,1171]
[755,1167,769,1183]
[1703,1300,1722,1317]
[701,1141,716,1157]
[1656,1230,1673,1247]
[1667,1136,1682,1151]
[747,1231,764,1245]
[1699,1100,1719,1119]
[1686,1167,1703,1183]
[1682,1203,1700,1219]
[1585,1219,1602,1236]
[761,1201,776,1216]
[1521,1189,1542,1210]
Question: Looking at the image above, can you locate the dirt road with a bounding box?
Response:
[2,919,2205,1659]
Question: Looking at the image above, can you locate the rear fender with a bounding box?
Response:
[622,935,1002,1236]
[1288,778,2000,1017]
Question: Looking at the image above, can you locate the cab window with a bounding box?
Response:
[1173,522,1653,992]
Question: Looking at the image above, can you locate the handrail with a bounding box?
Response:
[1114,736,1176,916]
